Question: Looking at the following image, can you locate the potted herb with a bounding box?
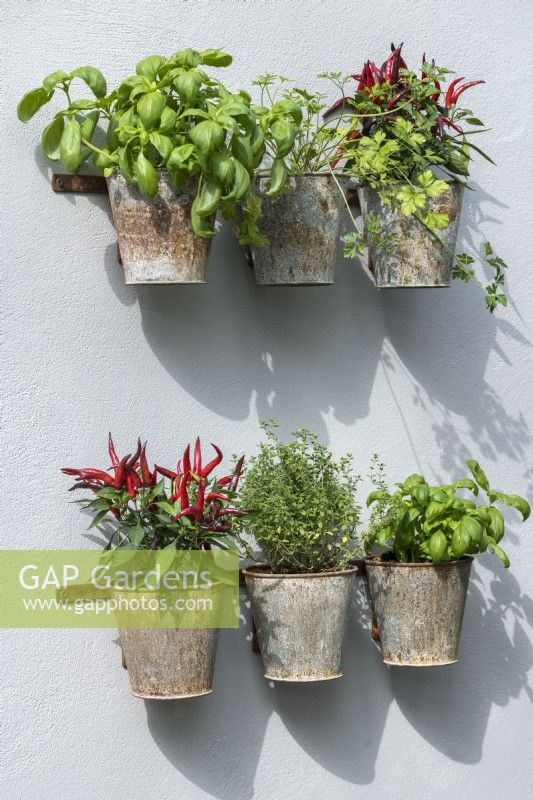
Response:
[237,422,361,681]
[62,434,245,698]
[248,75,355,285]
[18,48,271,284]
[327,43,508,309]
[364,457,530,666]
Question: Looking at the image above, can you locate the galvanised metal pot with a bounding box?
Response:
[243,563,357,681]
[119,628,218,699]
[357,181,464,288]
[107,172,213,284]
[364,556,472,666]
[249,173,346,285]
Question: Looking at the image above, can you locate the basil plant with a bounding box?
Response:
[18,48,296,244]
[365,458,530,567]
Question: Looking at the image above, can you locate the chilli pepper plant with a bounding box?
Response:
[234,421,362,573]
[18,48,295,245]
[62,434,245,550]
[364,456,530,566]
[325,43,508,310]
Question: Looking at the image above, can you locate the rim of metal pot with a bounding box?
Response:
[364,555,473,569]
[242,562,360,578]
[255,170,354,179]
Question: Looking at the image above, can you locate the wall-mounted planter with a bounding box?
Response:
[107,172,213,285]
[364,556,472,666]
[119,627,218,699]
[243,563,357,681]
[249,173,345,285]
[357,181,464,287]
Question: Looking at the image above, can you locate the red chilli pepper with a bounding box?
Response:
[383,42,404,84]
[127,439,142,468]
[154,464,178,480]
[139,442,152,486]
[230,456,245,492]
[200,444,223,477]
[183,444,191,476]
[368,61,383,86]
[386,88,409,110]
[445,77,465,107]
[193,437,202,474]
[112,456,129,488]
[451,80,485,105]
[108,433,119,467]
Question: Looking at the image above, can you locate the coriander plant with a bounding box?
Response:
[365,456,530,566]
[235,421,362,573]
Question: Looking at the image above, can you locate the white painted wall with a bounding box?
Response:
[2,1,532,798]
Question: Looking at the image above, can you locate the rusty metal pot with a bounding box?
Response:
[364,556,472,666]
[357,181,463,287]
[119,628,218,699]
[249,173,346,285]
[243,563,357,681]
[107,172,213,284]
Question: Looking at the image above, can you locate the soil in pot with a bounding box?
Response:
[243,563,357,681]
[357,181,464,288]
[107,172,214,284]
[364,555,472,666]
[249,174,346,286]
[119,627,219,699]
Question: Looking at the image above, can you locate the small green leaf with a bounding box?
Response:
[70,66,107,98]
[159,107,177,134]
[80,110,100,143]
[200,49,232,67]
[266,158,287,197]
[231,135,254,172]
[174,70,202,102]
[167,143,195,167]
[128,524,145,546]
[149,131,173,161]
[225,159,250,200]
[59,118,82,171]
[137,91,167,129]
[17,87,52,122]
[136,55,166,81]
[42,70,70,92]
[193,177,221,217]
[466,459,490,492]
[428,530,447,562]
[210,152,235,186]
[41,115,64,159]
[190,119,225,153]
[493,492,531,521]
[487,507,505,542]
[135,151,158,196]
[487,537,510,568]
[451,520,470,558]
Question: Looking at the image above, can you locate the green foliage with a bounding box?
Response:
[332,49,508,310]
[251,74,353,181]
[18,48,286,245]
[364,456,530,567]
[234,421,362,573]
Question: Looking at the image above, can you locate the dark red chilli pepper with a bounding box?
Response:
[451,80,485,105]
[205,492,228,503]
[216,475,232,486]
[323,96,350,119]
[112,456,129,488]
[204,523,231,533]
[386,88,409,110]
[230,455,245,492]
[440,116,464,135]
[368,61,383,86]
[180,474,190,511]
[108,433,119,467]
[154,464,178,480]
[391,42,407,70]
[215,508,246,518]
[68,481,102,492]
[193,437,202,474]
[127,439,142,468]
[383,43,404,84]
[200,444,223,477]
[75,468,115,485]
[126,473,136,498]
[139,442,151,486]
[445,77,465,106]
[62,468,81,476]
[182,444,191,476]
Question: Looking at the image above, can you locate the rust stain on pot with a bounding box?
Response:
[357,182,464,288]
[250,174,346,285]
[107,172,213,284]
[119,628,218,699]
[243,563,357,681]
[364,557,472,666]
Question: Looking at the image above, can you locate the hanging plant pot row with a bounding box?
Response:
[62,430,528,697]
[21,43,508,308]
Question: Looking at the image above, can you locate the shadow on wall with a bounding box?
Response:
[144,567,532,798]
